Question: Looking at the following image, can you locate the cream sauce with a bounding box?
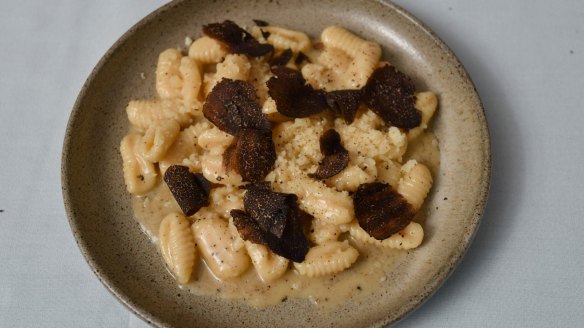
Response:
[132,131,440,309]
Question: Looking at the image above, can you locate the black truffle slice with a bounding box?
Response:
[309,129,349,180]
[267,67,328,118]
[239,181,272,191]
[353,182,415,240]
[362,65,421,129]
[231,192,311,262]
[203,79,270,136]
[203,20,274,57]
[163,165,211,216]
[269,48,293,67]
[232,129,277,182]
[295,52,310,65]
[326,89,362,124]
[252,19,269,27]
[244,189,297,238]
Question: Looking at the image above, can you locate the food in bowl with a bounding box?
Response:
[120,19,439,308]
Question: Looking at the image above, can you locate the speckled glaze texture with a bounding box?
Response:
[61,0,490,327]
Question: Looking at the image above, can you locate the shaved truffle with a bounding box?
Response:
[267,67,328,118]
[253,19,269,27]
[295,52,310,65]
[269,48,293,67]
[309,129,349,180]
[244,189,297,238]
[363,65,421,129]
[231,189,311,262]
[203,20,273,57]
[326,89,362,124]
[203,79,270,136]
[163,165,210,216]
[353,182,415,240]
[239,182,272,191]
[227,129,276,182]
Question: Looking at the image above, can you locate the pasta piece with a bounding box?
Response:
[159,122,210,174]
[156,48,183,99]
[126,98,194,131]
[158,213,197,284]
[320,26,381,89]
[326,156,377,192]
[207,185,244,219]
[196,126,234,154]
[308,219,341,245]
[347,221,424,250]
[201,152,244,186]
[397,160,433,211]
[408,92,438,140]
[294,241,359,277]
[120,134,157,195]
[301,63,336,90]
[179,56,203,112]
[252,25,311,53]
[245,242,289,282]
[192,215,251,280]
[203,54,251,96]
[375,156,402,189]
[318,47,352,74]
[138,119,180,162]
[188,36,228,64]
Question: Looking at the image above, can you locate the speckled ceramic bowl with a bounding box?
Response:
[62,0,490,327]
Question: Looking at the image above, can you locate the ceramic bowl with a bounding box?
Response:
[62,0,490,327]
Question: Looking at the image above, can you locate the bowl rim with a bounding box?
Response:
[61,0,491,327]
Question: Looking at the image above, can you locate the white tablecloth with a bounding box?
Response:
[1,1,583,327]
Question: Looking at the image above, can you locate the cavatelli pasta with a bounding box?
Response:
[188,36,228,64]
[375,156,402,189]
[408,92,439,140]
[156,48,183,99]
[307,219,341,245]
[252,25,311,53]
[158,213,197,284]
[120,133,157,195]
[138,119,180,163]
[192,215,250,280]
[126,98,194,131]
[245,242,289,282]
[346,221,424,250]
[179,56,203,112]
[158,123,208,174]
[294,241,359,277]
[397,160,433,211]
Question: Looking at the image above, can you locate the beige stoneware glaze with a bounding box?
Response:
[62,0,490,327]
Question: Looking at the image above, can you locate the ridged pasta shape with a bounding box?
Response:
[120,133,157,195]
[397,160,433,211]
[126,98,194,131]
[321,26,368,59]
[158,123,204,174]
[318,47,352,74]
[201,152,244,186]
[307,219,341,245]
[375,156,402,189]
[408,92,439,141]
[301,63,335,90]
[158,213,197,284]
[347,221,424,250]
[203,54,251,95]
[320,26,381,89]
[156,48,183,99]
[245,242,289,282]
[252,26,311,53]
[294,241,359,277]
[192,216,251,280]
[188,36,228,64]
[326,157,377,192]
[298,178,354,225]
[138,119,180,162]
[179,56,203,112]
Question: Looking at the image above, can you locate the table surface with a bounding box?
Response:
[1,0,583,327]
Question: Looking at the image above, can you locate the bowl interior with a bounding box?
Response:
[62,0,490,327]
